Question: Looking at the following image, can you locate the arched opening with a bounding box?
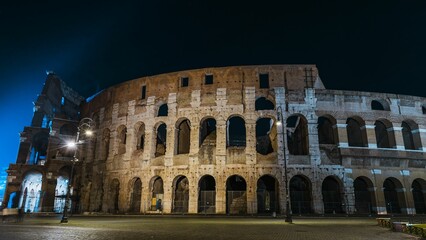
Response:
[257,175,279,214]
[176,119,191,155]
[172,176,189,213]
[7,192,19,208]
[412,179,426,214]
[318,115,338,145]
[383,178,406,214]
[158,104,168,117]
[322,176,343,214]
[286,114,309,155]
[256,118,276,155]
[130,178,142,213]
[375,119,396,149]
[199,118,216,147]
[109,178,120,214]
[354,177,376,214]
[135,123,145,150]
[255,97,275,110]
[54,170,69,213]
[101,129,110,160]
[19,171,43,213]
[117,125,127,154]
[402,120,422,150]
[346,117,368,147]
[155,123,167,157]
[150,176,164,211]
[198,175,216,213]
[227,116,246,147]
[290,175,312,214]
[371,99,390,111]
[29,132,49,165]
[226,175,247,214]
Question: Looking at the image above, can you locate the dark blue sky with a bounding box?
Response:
[1,1,426,170]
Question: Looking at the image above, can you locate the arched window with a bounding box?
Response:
[101,129,111,160]
[346,117,368,147]
[374,119,396,148]
[158,104,168,117]
[402,120,422,150]
[176,119,191,154]
[255,97,274,111]
[199,118,216,146]
[256,118,276,155]
[371,99,390,111]
[198,175,216,214]
[226,175,247,214]
[286,114,309,155]
[117,125,127,154]
[317,115,338,145]
[155,123,167,157]
[135,123,145,150]
[227,116,246,147]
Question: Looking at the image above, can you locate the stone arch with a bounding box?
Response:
[317,115,339,145]
[117,125,127,154]
[100,128,111,160]
[257,175,279,214]
[19,170,43,213]
[255,97,275,111]
[175,118,191,155]
[346,116,368,147]
[54,167,71,213]
[353,176,376,214]
[134,122,145,151]
[29,131,49,164]
[155,122,167,157]
[412,178,426,214]
[157,103,168,117]
[375,119,396,149]
[227,115,246,147]
[290,175,312,214]
[371,99,390,111]
[149,176,164,211]
[383,177,407,214]
[286,114,309,155]
[199,117,216,147]
[172,175,189,213]
[402,119,422,150]
[108,178,120,213]
[129,177,142,213]
[322,176,344,214]
[256,117,277,155]
[226,175,247,214]
[198,175,216,213]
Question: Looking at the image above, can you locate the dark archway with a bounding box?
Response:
[375,119,396,149]
[226,175,247,214]
[150,176,164,211]
[117,125,127,154]
[198,175,216,213]
[30,132,49,164]
[255,97,274,110]
[412,179,426,214]
[176,119,191,155]
[286,114,309,155]
[155,123,167,157]
[256,118,276,155]
[318,115,338,145]
[402,120,422,150]
[227,116,246,147]
[130,178,142,213]
[354,177,376,214]
[199,118,216,146]
[346,117,368,147]
[158,104,168,116]
[172,176,189,213]
[135,123,145,150]
[384,178,406,214]
[371,99,390,111]
[109,179,120,214]
[322,176,343,214]
[257,175,279,214]
[290,175,312,214]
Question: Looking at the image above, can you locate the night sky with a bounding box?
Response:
[1,1,426,171]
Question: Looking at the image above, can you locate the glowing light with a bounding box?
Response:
[276,120,282,126]
[66,141,76,148]
[85,130,93,136]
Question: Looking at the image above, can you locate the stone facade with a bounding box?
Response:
[3,65,426,216]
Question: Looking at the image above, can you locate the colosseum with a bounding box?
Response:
[3,65,426,216]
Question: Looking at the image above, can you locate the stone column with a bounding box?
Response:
[393,126,405,150]
[336,120,348,148]
[216,175,226,214]
[41,177,56,212]
[365,121,377,148]
[245,117,256,165]
[418,127,426,151]
[215,119,227,165]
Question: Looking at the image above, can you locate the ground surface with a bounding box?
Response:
[0,215,420,240]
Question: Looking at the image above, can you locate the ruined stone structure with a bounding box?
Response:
[3,65,426,216]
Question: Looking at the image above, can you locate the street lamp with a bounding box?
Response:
[276,106,292,223]
[61,117,94,223]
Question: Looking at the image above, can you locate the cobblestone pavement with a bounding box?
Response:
[0,215,420,240]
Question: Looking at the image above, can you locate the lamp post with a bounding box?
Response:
[61,117,94,223]
[276,106,292,223]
